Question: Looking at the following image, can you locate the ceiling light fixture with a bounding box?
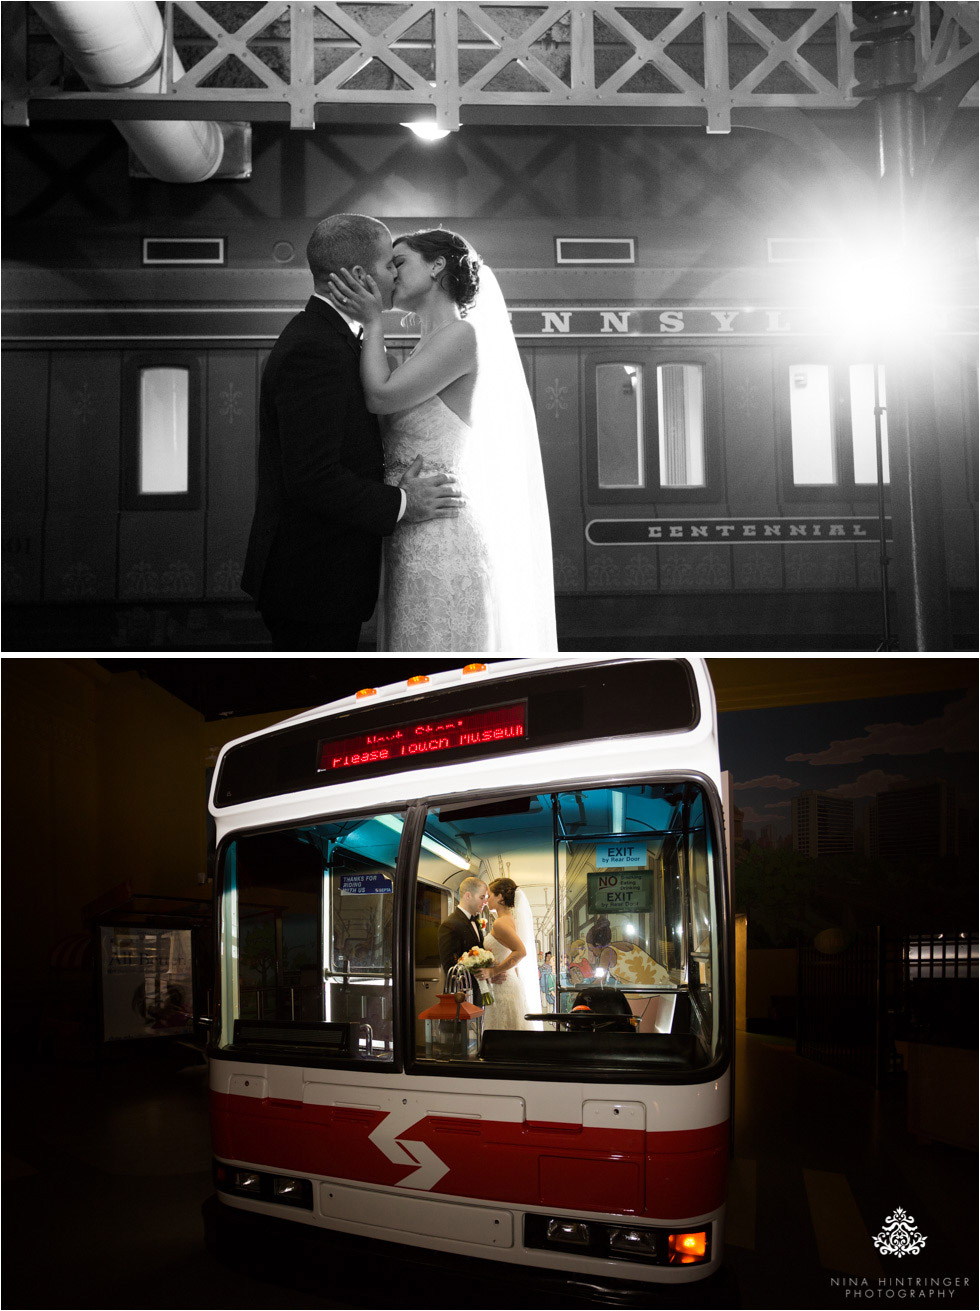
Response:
[402,120,451,141]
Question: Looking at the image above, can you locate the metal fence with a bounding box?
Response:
[797,928,978,1085]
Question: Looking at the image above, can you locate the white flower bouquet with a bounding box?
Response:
[456,945,496,1006]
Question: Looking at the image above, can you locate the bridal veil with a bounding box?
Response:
[513,887,544,1030]
[463,267,558,652]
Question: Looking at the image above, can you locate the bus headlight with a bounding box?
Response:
[272,1175,313,1207]
[546,1218,591,1246]
[610,1227,658,1256]
[214,1161,313,1210]
[526,1214,713,1267]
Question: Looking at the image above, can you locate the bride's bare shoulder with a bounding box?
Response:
[491,914,522,948]
[438,318,477,360]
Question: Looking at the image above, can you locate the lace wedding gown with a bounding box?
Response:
[481,932,533,1032]
[379,395,495,651]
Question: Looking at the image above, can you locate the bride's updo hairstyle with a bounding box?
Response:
[489,877,518,909]
[395,228,481,316]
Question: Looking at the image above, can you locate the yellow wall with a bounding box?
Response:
[734,914,747,1032]
[1,659,300,989]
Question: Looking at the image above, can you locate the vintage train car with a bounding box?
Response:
[3,111,977,650]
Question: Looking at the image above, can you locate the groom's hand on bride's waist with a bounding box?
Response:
[399,453,464,524]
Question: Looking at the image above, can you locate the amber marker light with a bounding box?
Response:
[667,1231,708,1264]
[355,688,377,699]
[462,663,487,674]
[407,675,429,686]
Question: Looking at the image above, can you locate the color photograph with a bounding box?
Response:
[2,655,976,1308]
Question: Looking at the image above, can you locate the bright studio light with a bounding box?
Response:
[804,236,938,345]
[402,120,451,141]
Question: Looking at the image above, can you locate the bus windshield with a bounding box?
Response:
[218,780,725,1077]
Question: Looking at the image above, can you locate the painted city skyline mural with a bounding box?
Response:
[717,681,977,948]
[719,684,977,847]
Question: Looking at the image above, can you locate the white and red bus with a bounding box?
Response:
[207,657,732,1289]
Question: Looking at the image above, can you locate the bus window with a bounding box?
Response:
[218,811,402,1060]
[411,782,723,1071]
[556,783,721,1060]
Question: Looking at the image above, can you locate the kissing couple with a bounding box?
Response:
[242,213,558,653]
[438,875,541,1033]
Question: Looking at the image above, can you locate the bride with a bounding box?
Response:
[481,877,542,1032]
[327,228,557,652]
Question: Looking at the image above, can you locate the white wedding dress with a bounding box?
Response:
[376,266,558,654]
[379,396,495,650]
[481,932,533,1032]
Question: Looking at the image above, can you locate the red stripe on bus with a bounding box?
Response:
[210,1092,728,1220]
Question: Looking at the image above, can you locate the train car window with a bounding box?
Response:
[966,363,978,502]
[121,352,203,510]
[139,368,189,493]
[788,363,837,484]
[657,363,705,487]
[849,364,890,485]
[778,355,896,497]
[218,813,400,1063]
[596,363,645,488]
[586,351,720,504]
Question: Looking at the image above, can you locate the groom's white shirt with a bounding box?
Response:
[313,292,405,521]
[460,907,482,943]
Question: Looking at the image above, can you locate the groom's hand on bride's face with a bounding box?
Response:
[327,268,383,322]
[399,454,464,524]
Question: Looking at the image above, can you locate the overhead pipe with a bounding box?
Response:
[31,0,224,183]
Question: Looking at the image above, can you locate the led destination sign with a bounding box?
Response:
[317,702,527,773]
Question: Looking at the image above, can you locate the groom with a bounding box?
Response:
[438,876,490,1006]
[242,212,461,650]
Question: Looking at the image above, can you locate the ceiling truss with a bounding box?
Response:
[3,2,977,133]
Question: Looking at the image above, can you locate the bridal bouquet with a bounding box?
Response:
[456,946,495,1007]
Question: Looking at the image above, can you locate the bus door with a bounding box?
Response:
[220,810,404,1058]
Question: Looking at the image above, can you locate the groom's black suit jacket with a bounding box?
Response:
[242,296,403,627]
[438,907,484,1006]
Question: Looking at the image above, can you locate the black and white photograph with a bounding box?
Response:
[2,0,976,652]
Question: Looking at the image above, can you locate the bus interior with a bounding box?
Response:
[220,780,724,1075]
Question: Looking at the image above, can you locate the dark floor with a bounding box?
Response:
[2,1034,976,1310]
[8,599,977,653]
